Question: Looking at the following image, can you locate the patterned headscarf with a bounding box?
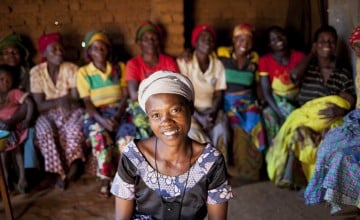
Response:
[38,32,62,61]
[138,71,194,112]
[83,30,110,49]
[135,21,162,42]
[349,26,360,46]
[191,24,216,48]
[0,33,29,60]
[233,23,254,38]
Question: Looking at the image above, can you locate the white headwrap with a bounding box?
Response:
[138,71,194,112]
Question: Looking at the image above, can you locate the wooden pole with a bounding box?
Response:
[0,155,14,220]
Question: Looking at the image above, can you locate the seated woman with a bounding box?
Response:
[304,26,360,215]
[259,26,305,145]
[111,71,232,219]
[0,64,34,193]
[77,30,129,197]
[30,33,85,189]
[0,34,39,184]
[124,21,179,148]
[177,24,230,162]
[217,23,266,181]
[266,25,356,188]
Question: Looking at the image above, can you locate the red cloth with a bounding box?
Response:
[191,24,216,48]
[38,33,62,61]
[125,54,179,82]
[349,26,360,45]
[258,50,305,83]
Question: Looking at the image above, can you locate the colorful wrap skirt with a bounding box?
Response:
[304,108,360,214]
[223,92,265,180]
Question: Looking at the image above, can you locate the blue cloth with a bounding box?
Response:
[23,127,39,168]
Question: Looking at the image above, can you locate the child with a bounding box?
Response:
[77,30,131,197]
[0,64,34,193]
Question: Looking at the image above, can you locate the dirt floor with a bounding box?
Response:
[0,175,358,220]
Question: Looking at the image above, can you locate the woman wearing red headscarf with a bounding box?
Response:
[177,24,230,164]
[30,33,85,189]
[304,26,360,216]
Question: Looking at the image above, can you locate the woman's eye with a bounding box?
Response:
[171,107,181,114]
[150,113,160,119]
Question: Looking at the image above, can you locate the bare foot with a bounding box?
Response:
[17,177,28,194]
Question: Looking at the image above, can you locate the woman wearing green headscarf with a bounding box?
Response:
[0,33,38,192]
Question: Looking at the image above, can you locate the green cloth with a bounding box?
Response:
[0,34,29,60]
[225,68,254,86]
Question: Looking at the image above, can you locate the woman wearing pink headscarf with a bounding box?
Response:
[304,26,360,215]
[30,33,85,189]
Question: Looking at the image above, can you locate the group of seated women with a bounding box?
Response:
[0,20,359,214]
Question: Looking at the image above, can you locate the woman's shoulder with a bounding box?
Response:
[29,62,46,74]
[61,61,78,72]
[126,55,142,65]
[259,53,273,61]
[122,139,154,164]
[290,50,305,60]
[193,142,224,166]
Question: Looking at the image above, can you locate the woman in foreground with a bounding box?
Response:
[111,71,232,220]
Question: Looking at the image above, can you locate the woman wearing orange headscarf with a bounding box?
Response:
[217,23,265,180]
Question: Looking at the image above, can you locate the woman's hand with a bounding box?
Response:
[197,114,214,131]
[19,119,31,130]
[177,48,193,63]
[57,95,72,111]
[318,103,346,120]
[97,116,118,132]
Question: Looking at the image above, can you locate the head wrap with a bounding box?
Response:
[135,21,162,42]
[233,23,254,38]
[191,24,216,48]
[138,71,194,112]
[0,33,29,60]
[38,32,62,61]
[349,26,360,46]
[83,30,110,61]
[83,30,110,49]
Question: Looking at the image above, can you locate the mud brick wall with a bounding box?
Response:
[0,0,184,64]
[0,0,321,64]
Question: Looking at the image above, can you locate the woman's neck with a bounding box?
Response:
[156,138,192,162]
[93,60,107,72]
[142,52,159,67]
[272,50,290,65]
[195,50,210,73]
[318,56,335,68]
[47,62,60,75]
[235,53,249,69]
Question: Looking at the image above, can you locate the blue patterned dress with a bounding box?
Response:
[111,141,233,219]
[304,109,360,214]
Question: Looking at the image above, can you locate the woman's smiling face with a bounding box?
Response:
[146,93,192,145]
[315,31,337,58]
